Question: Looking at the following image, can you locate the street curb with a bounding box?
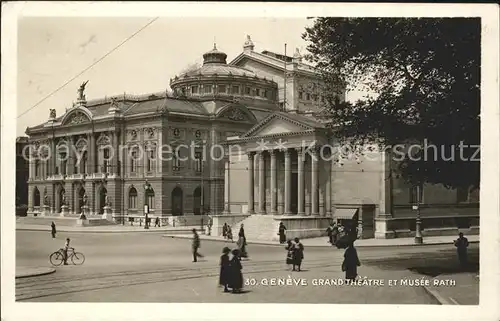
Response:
[16,227,201,234]
[16,267,56,279]
[422,285,457,305]
[163,235,479,248]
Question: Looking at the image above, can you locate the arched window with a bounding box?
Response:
[146,189,155,209]
[129,187,137,209]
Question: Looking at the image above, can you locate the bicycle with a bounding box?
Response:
[49,248,85,266]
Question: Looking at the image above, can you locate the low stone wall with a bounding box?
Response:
[375,215,480,239]
[210,214,250,237]
[277,216,332,240]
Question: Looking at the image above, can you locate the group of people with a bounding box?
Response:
[221,223,233,242]
[218,247,244,293]
[326,222,359,248]
[285,238,305,271]
[221,223,248,258]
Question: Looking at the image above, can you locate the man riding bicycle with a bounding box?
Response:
[63,238,74,265]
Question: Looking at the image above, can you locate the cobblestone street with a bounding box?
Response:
[16,231,479,304]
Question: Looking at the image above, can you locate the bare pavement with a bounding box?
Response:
[15,230,479,304]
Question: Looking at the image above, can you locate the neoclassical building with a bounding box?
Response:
[25,35,479,238]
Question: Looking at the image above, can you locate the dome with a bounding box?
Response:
[202,44,227,65]
[177,44,257,78]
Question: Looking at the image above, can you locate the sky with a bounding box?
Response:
[16,17,325,137]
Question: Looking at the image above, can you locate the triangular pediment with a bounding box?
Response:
[241,113,316,138]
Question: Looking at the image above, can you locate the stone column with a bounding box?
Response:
[50,139,56,176]
[297,148,305,215]
[311,148,319,215]
[325,160,332,216]
[112,131,119,176]
[89,133,96,174]
[67,137,74,175]
[247,152,255,214]
[223,158,230,213]
[270,150,277,215]
[284,149,292,215]
[258,152,266,214]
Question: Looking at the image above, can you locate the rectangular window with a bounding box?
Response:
[263,90,268,98]
[409,185,424,204]
[204,85,212,94]
[232,85,240,94]
[34,160,39,177]
[218,85,226,94]
[130,151,137,173]
[306,93,311,100]
[245,87,251,95]
[191,86,198,94]
[313,94,318,101]
[173,150,180,172]
[147,149,155,172]
[299,91,303,99]
[195,151,203,173]
[103,149,110,173]
[255,88,260,96]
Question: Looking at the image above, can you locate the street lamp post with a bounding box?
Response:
[414,184,423,244]
[144,180,151,229]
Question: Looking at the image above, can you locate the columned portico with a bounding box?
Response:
[284,149,292,215]
[247,152,255,214]
[297,148,305,215]
[258,152,266,214]
[311,148,319,216]
[270,150,278,215]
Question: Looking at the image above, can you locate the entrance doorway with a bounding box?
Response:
[193,186,202,215]
[77,187,86,214]
[98,187,107,214]
[172,187,183,216]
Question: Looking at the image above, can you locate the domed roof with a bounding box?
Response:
[177,44,258,78]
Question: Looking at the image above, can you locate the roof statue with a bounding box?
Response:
[78,80,89,100]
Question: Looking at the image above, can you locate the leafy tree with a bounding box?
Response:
[303,18,480,189]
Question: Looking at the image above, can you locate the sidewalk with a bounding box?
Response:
[16,266,56,279]
[16,223,202,234]
[164,234,480,248]
[423,273,479,305]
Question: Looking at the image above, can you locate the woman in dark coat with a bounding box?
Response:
[285,240,294,268]
[238,224,248,258]
[278,222,287,244]
[219,247,231,292]
[51,222,56,238]
[229,249,243,293]
[342,241,361,280]
[292,237,304,272]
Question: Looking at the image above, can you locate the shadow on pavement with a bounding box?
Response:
[409,263,479,277]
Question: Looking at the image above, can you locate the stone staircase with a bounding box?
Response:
[16,216,116,227]
[231,215,281,242]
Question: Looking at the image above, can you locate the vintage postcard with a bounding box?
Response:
[1,2,499,321]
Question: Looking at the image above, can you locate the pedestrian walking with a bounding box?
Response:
[278,222,287,244]
[222,222,228,239]
[292,237,304,272]
[285,240,294,269]
[226,225,233,242]
[237,224,248,258]
[454,232,469,268]
[154,217,160,227]
[228,249,243,293]
[191,228,203,262]
[219,247,231,293]
[342,240,361,280]
[51,221,56,239]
